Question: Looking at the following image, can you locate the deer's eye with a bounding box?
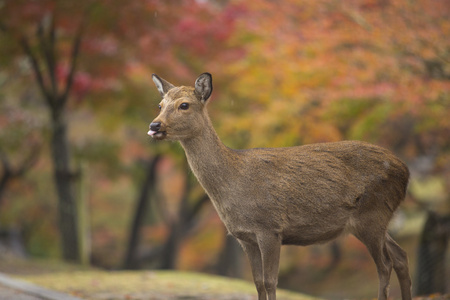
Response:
[158,105,162,110]
[179,103,189,110]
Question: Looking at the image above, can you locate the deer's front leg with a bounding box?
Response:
[257,233,281,300]
[239,239,267,300]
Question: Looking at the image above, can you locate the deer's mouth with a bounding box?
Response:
[148,130,167,140]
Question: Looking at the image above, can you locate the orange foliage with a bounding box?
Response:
[220,0,449,155]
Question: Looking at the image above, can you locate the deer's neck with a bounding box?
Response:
[180,115,237,200]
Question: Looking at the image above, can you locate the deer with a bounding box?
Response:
[147,73,412,300]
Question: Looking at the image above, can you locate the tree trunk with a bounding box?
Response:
[123,155,162,269]
[216,233,244,278]
[0,167,12,208]
[415,211,450,295]
[50,110,80,262]
[159,222,181,270]
[325,241,342,272]
[77,161,90,266]
[158,194,210,269]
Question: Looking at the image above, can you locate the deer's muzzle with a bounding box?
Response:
[148,122,166,139]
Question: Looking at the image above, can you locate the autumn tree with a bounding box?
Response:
[0,0,150,261]
[0,0,245,264]
[0,1,89,261]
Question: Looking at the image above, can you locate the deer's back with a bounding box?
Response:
[237,140,409,193]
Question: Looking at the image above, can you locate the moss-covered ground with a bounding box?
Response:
[0,257,317,300]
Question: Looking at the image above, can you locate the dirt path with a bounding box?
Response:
[0,284,44,300]
[0,272,82,300]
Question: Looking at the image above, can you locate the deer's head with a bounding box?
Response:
[148,73,213,141]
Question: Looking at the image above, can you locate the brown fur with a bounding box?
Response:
[149,73,412,300]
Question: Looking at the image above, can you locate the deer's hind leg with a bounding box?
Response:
[354,226,393,300]
[386,234,412,300]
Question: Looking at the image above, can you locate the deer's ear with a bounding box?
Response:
[152,74,175,97]
[194,73,213,103]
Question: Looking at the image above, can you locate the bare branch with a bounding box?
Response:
[0,142,40,178]
[37,14,58,98]
[18,34,55,109]
[49,14,57,72]
[0,19,55,107]
[0,146,40,206]
[59,16,86,107]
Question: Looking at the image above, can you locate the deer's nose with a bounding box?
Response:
[150,122,161,132]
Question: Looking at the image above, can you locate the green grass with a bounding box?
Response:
[18,270,319,300]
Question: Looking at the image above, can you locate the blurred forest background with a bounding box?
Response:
[0,0,449,298]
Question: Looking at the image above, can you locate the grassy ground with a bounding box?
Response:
[19,270,318,300]
[0,257,317,300]
[1,256,448,300]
